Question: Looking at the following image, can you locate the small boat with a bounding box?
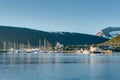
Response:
[90,47,101,53]
[90,45,112,54]
[101,50,112,54]
[76,49,90,54]
[82,50,90,54]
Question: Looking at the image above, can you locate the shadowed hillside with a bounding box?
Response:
[0,26,109,47]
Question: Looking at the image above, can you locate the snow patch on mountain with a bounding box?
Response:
[109,31,120,38]
[96,27,120,39]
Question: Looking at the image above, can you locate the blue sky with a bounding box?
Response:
[0,0,120,34]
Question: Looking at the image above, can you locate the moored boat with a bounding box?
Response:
[90,45,112,54]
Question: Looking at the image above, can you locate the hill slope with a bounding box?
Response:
[0,26,109,46]
[103,35,120,47]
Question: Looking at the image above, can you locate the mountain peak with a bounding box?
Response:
[96,27,120,39]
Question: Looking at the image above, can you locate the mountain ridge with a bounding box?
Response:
[96,27,120,39]
[0,26,109,47]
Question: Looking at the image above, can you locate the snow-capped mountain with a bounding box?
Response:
[96,27,120,39]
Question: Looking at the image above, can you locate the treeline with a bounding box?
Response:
[0,26,109,48]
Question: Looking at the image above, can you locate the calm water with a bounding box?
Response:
[0,52,120,80]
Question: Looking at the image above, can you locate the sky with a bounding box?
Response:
[0,0,120,34]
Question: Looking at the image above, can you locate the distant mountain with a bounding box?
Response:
[0,26,109,47]
[96,27,120,39]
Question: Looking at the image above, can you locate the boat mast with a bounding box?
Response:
[28,40,30,49]
[14,43,16,50]
[39,39,41,49]
[44,38,46,50]
[3,41,6,51]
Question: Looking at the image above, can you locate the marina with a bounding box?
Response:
[0,40,114,55]
[0,0,120,80]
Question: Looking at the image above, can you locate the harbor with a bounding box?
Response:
[0,40,114,55]
[0,0,120,80]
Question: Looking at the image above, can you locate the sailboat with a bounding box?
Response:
[0,41,8,53]
[25,40,32,53]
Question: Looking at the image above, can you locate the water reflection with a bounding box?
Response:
[0,52,119,64]
[0,53,120,80]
